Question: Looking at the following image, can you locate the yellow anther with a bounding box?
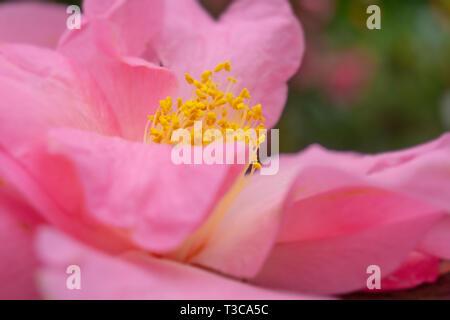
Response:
[215,91,224,100]
[207,88,217,98]
[239,88,250,99]
[159,115,170,128]
[149,128,163,143]
[232,97,244,108]
[253,162,262,170]
[185,73,194,85]
[214,63,224,73]
[206,112,217,126]
[201,70,212,83]
[183,120,194,129]
[196,89,207,100]
[218,118,229,128]
[193,80,203,90]
[214,98,227,107]
[159,97,172,115]
[149,128,161,135]
[146,61,265,145]
[225,94,233,107]
[251,104,263,120]
[154,110,161,125]
[172,116,180,130]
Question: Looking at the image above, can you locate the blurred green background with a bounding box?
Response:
[3,0,449,154]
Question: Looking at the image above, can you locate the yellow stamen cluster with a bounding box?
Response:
[145,61,266,149]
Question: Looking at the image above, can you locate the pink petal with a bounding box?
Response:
[365,133,450,175]
[0,43,118,155]
[419,217,450,259]
[252,166,444,295]
[187,146,397,279]
[277,167,444,243]
[0,186,41,299]
[83,0,122,15]
[0,143,135,254]
[190,158,301,278]
[58,20,179,141]
[39,128,243,253]
[36,227,318,299]
[250,139,449,293]
[254,211,441,295]
[368,149,450,216]
[156,0,304,127]
[82,0,164,57]
[193,134,450,292]
[0,2,67,48]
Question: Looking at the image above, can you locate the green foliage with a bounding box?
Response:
[279,0,450,153]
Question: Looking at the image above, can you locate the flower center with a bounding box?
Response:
[143,63,269,262]
[145,62,266,163]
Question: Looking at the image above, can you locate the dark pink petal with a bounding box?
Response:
[0,2,67,48]
[378,251,440,291]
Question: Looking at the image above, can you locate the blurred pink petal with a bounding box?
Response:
[156,0,304,127]
[0,186,42,299]
[36,228,318,300]
[0,2,67,48]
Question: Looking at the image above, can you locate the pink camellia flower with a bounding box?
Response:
[0,0,449,300]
